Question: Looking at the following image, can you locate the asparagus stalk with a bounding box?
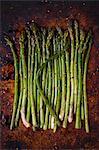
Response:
[39,28,46,128]
[50,56,55,129]
[33,47,38,122]
[51,35,58,129]
[62,31,70,128]
[56,28,66,121]
[81,30,91,121]
[75,29,84,128]
[20,31,30,128]
[15,53,23,127]
[51,33,60,129]
[80,30,85,121]
[54,36,58,116]
[74,20,79,114]
[68,22,75,123]
[83,36,92,133]
[49,51,55,129]
[53,35,61,132]
[30,36,37,130]
[43,29,53,130]
[59,34,66,121]
[43,63,51,130]
[26,29,31,122]
[52,37,58,132]
[63,50,70,128]
[31,24,40,125]
[5,37,19,130]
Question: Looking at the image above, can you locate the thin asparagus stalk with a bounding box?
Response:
[43,29,53,130]
[30,36,37,130]
[26,29,31,122]
[47,38,55,129]
[68,22,75,123]
[15,54,23,127]
[54,36,58,115]
[83,37,92,133]
[5,37,19,130]
[51,35,58,129]
[33,48,38,122]
[75,29,84,128]
[20,31,30,128]
[63,50,70,128]
[81,98,84,120]
[53,36,61,132]
[74,20,79,114]
[62,31,70,128]
[39,28,46,128]
[31,23,41,126]
[43,63,51,130]
[59,34,66,121]
[81,30,91,121]
[50,58,55,129]
[80,30,85,121]
[59,31,68,122]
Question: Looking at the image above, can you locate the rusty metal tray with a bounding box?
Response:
[0,1,99,149]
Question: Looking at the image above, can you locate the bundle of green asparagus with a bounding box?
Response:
[5,20,92,133]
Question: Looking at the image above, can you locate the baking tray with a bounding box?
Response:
[0,1,99,149]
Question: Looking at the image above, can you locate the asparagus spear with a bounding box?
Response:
[39,28,46,128]
[53,35,58,124]
[51,34,59,130]
[59,32,66,121]
[56,28,67,122]
[81,30,91,121]
[33,46,38,123]
[50,54,55,129]
[80,29,85,121]
[75,29,84,129]
[63,50,70,128]
[30,36,37,130]
[53,35,61,132]
[26,29,31,122]
[20,31,30,128]
[68,22,75,123]
[83,36,92,133]
[74,20,79,114]
[15,52,23,127]
[5,37,19,130]
[43,29,54,130]
[31,24,40,125]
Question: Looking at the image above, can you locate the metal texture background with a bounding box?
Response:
[0,1,99,149]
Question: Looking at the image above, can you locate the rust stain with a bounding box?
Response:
[1,1,99,149]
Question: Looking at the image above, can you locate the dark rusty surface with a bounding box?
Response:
[0,1,99,149]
